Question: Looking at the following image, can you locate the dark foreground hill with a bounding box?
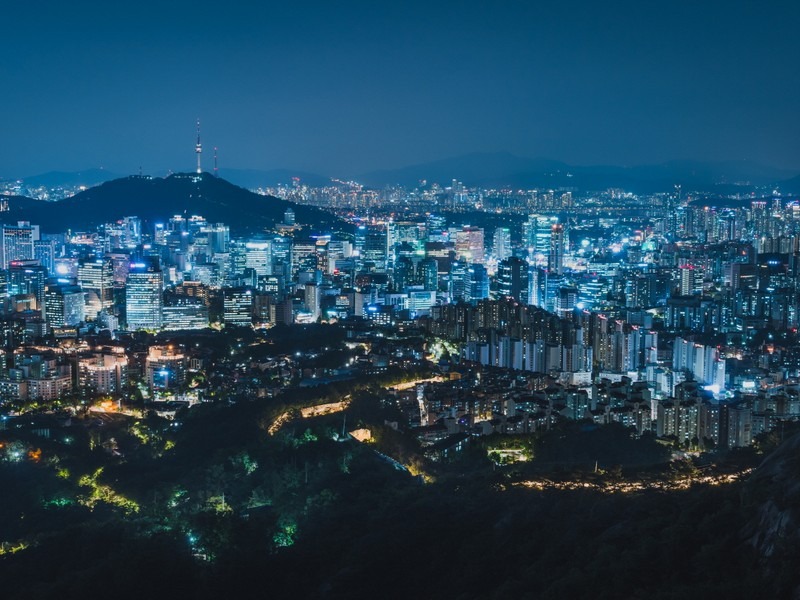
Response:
[1,173,344,235]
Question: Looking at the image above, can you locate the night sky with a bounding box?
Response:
[2,0,799,178]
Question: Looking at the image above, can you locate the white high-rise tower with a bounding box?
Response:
[195,118,202,174]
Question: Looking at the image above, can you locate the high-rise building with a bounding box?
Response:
[548,224,565,275]
[44,283,85,327]
[146,345,187,391]
[355,225,387,273]
[125,261,163,331]
[204,223,230,254]
[162,297,209,331]
[245,238,272,277]
[78,257,114,320]
[0,223,35,269]
[33,240,56,274]
[305,282,321,320]
[8,261,47,309]
[78,352,129,396]
[455,226,485,264]
[492,227,512,261]
[448,260,469,302]
[523,215,558,267]
[393,256,416,290]
[467,263,490,303]
[497,256,529,302]
[223,288,253,327]
[418,257,439,292]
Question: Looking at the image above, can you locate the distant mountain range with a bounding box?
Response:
[18,168,122,188]
[10,153,800,193]
[2,173,344,235]
[360,152,800,192]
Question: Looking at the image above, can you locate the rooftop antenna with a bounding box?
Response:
[195,118,202,174]
[214,146,218,177]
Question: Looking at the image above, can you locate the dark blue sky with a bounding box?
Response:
[2,0,799,178]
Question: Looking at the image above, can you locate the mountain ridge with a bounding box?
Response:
[359,152,799,191]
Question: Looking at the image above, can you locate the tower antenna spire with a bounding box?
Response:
[214,146,218,177]
[195,118,202,174]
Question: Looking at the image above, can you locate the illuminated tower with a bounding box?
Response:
[548,224,564,275]
[195,118,202,174]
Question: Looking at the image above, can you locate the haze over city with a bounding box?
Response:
[2,0,800,178]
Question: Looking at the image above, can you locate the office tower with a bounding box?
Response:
[555,286,579,318]
[78,257,114,320]
[393,255,416,290]
[467,263,490,303]
[455,226,485,264]
[125,261,163,330]
[8,261,47,309]
[355,225,387,273]
[497,256,529,302]
[223,288,254,327]
[44,283,85,327]
[270,236,293,281]
[305,282,321,320]
[549,223,565,275]
[162,297,209,330]
[493,227,512,261]
[418,257,439,292]
[205,223,230,254]
[528,265,546,308]
[0,222,35,269]
[121,216,142,248]
[33,240,56,274]
[387,221,425,267]
[291,238,318,278]
[448,260,469,302]
[523,215,558,267]
[284,207,296,226]
[245,238,272,277]
[426,214,448,242]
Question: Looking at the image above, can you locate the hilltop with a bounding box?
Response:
[1,173,344,235]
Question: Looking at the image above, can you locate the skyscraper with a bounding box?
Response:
[44,283,85,327]
[467,263,490,303]
[125,261,163,331]
[78,257,114,320]
[455,226,485,264]
[0,223,35,270]
[355,225,387,273]
[549,223,565,275]
[497,256,529,303]
[8,261,47,309]
[223,288,254,327]
[492,227,512,261]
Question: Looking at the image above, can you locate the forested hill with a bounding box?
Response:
[1,173,344,235]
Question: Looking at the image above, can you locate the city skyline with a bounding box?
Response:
[2,1,799,178]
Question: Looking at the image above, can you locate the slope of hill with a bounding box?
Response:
[2,173,344,235]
